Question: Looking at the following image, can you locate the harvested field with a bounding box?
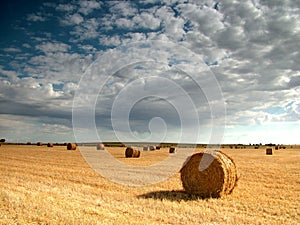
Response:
[0,145,299,224]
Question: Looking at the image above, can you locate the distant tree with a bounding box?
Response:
[0,139,5,143]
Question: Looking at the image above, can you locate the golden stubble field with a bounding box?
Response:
[0,144,299,225]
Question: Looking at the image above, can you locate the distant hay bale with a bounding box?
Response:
[67,143,76,150]
[132,149,141,158]
[37,142,43,146]
[125,147,134,157]
[149,146,155,151]
[47,143,54,147]
[143,146,148,151]
[180,151,238,198]
[275,146,279,150]
[96,143,105,150]
[254,146,259,149]
[282,146,286,149]
[27,142,32,145]
[125,147,140,158]
[266,148,273,155]
[156,146,161,150]
[169,147,176,153]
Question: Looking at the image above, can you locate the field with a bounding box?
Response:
[0,144,299,224]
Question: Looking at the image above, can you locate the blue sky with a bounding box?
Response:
[0,0,299,144]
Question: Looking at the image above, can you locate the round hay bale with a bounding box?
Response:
[266,148,273,155]
[96,143,105,150]
[37,142,43,146]
[47,143,54,147]
[67,143,76,150]
[125,147,134,158]
[180,151,238,198]
[156,146,161,150]
[169,147,176,153]
[275,146,279,150]
[254,146,259,149]
[143,146,148,151]
[132,150,141,158]
[149,146,155,151]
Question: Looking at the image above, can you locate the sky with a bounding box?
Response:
[0,0,299,145]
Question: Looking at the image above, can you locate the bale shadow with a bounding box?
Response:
[137,190,210,202]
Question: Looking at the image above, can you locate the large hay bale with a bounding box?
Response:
[96,143,105,150]
[125,147,134,157]
[169,147,176,153]
[275,146,279,150]
[143,146,148,151]
[149,146,155,151]
[180,151,238,198]
[156,146,161,150]
[266,148,273,155]
[37,142,43,146]
[47,143,54,147]
[67,143,76,150]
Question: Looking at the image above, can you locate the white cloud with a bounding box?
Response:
[78,0,101,15]
[109,2,138,17]
[56,3,77,12]
[60,13,84,26]
[27,13,46,22]
[0,67,18,78]
[70,18,99,41]
[2,47,21,53]
[133,12,161,30]
[35,42,71,53]
[22,43,31,48]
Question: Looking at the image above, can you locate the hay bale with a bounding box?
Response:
[149,146,155,151]
[143,146,148,151]
[125,147,134,157]
[180,151,238,198]
[254,146,259,149]
[67,143,76,150]
[275,146,279,150]
[125,147,140,158]
[96,143,105,150]
[132,150,141,158]
[27,142,32,145]
[37,142,43,146]
[169,147,176,153]
[156,146,161,150]
[47,143,54,147]
[266,148,273,155]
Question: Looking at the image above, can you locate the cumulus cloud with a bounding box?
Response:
[78,0,101,15]
[35,42,71,53]
[27,13,46,22]
[56,3,77,12]
[60,13,84,26]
